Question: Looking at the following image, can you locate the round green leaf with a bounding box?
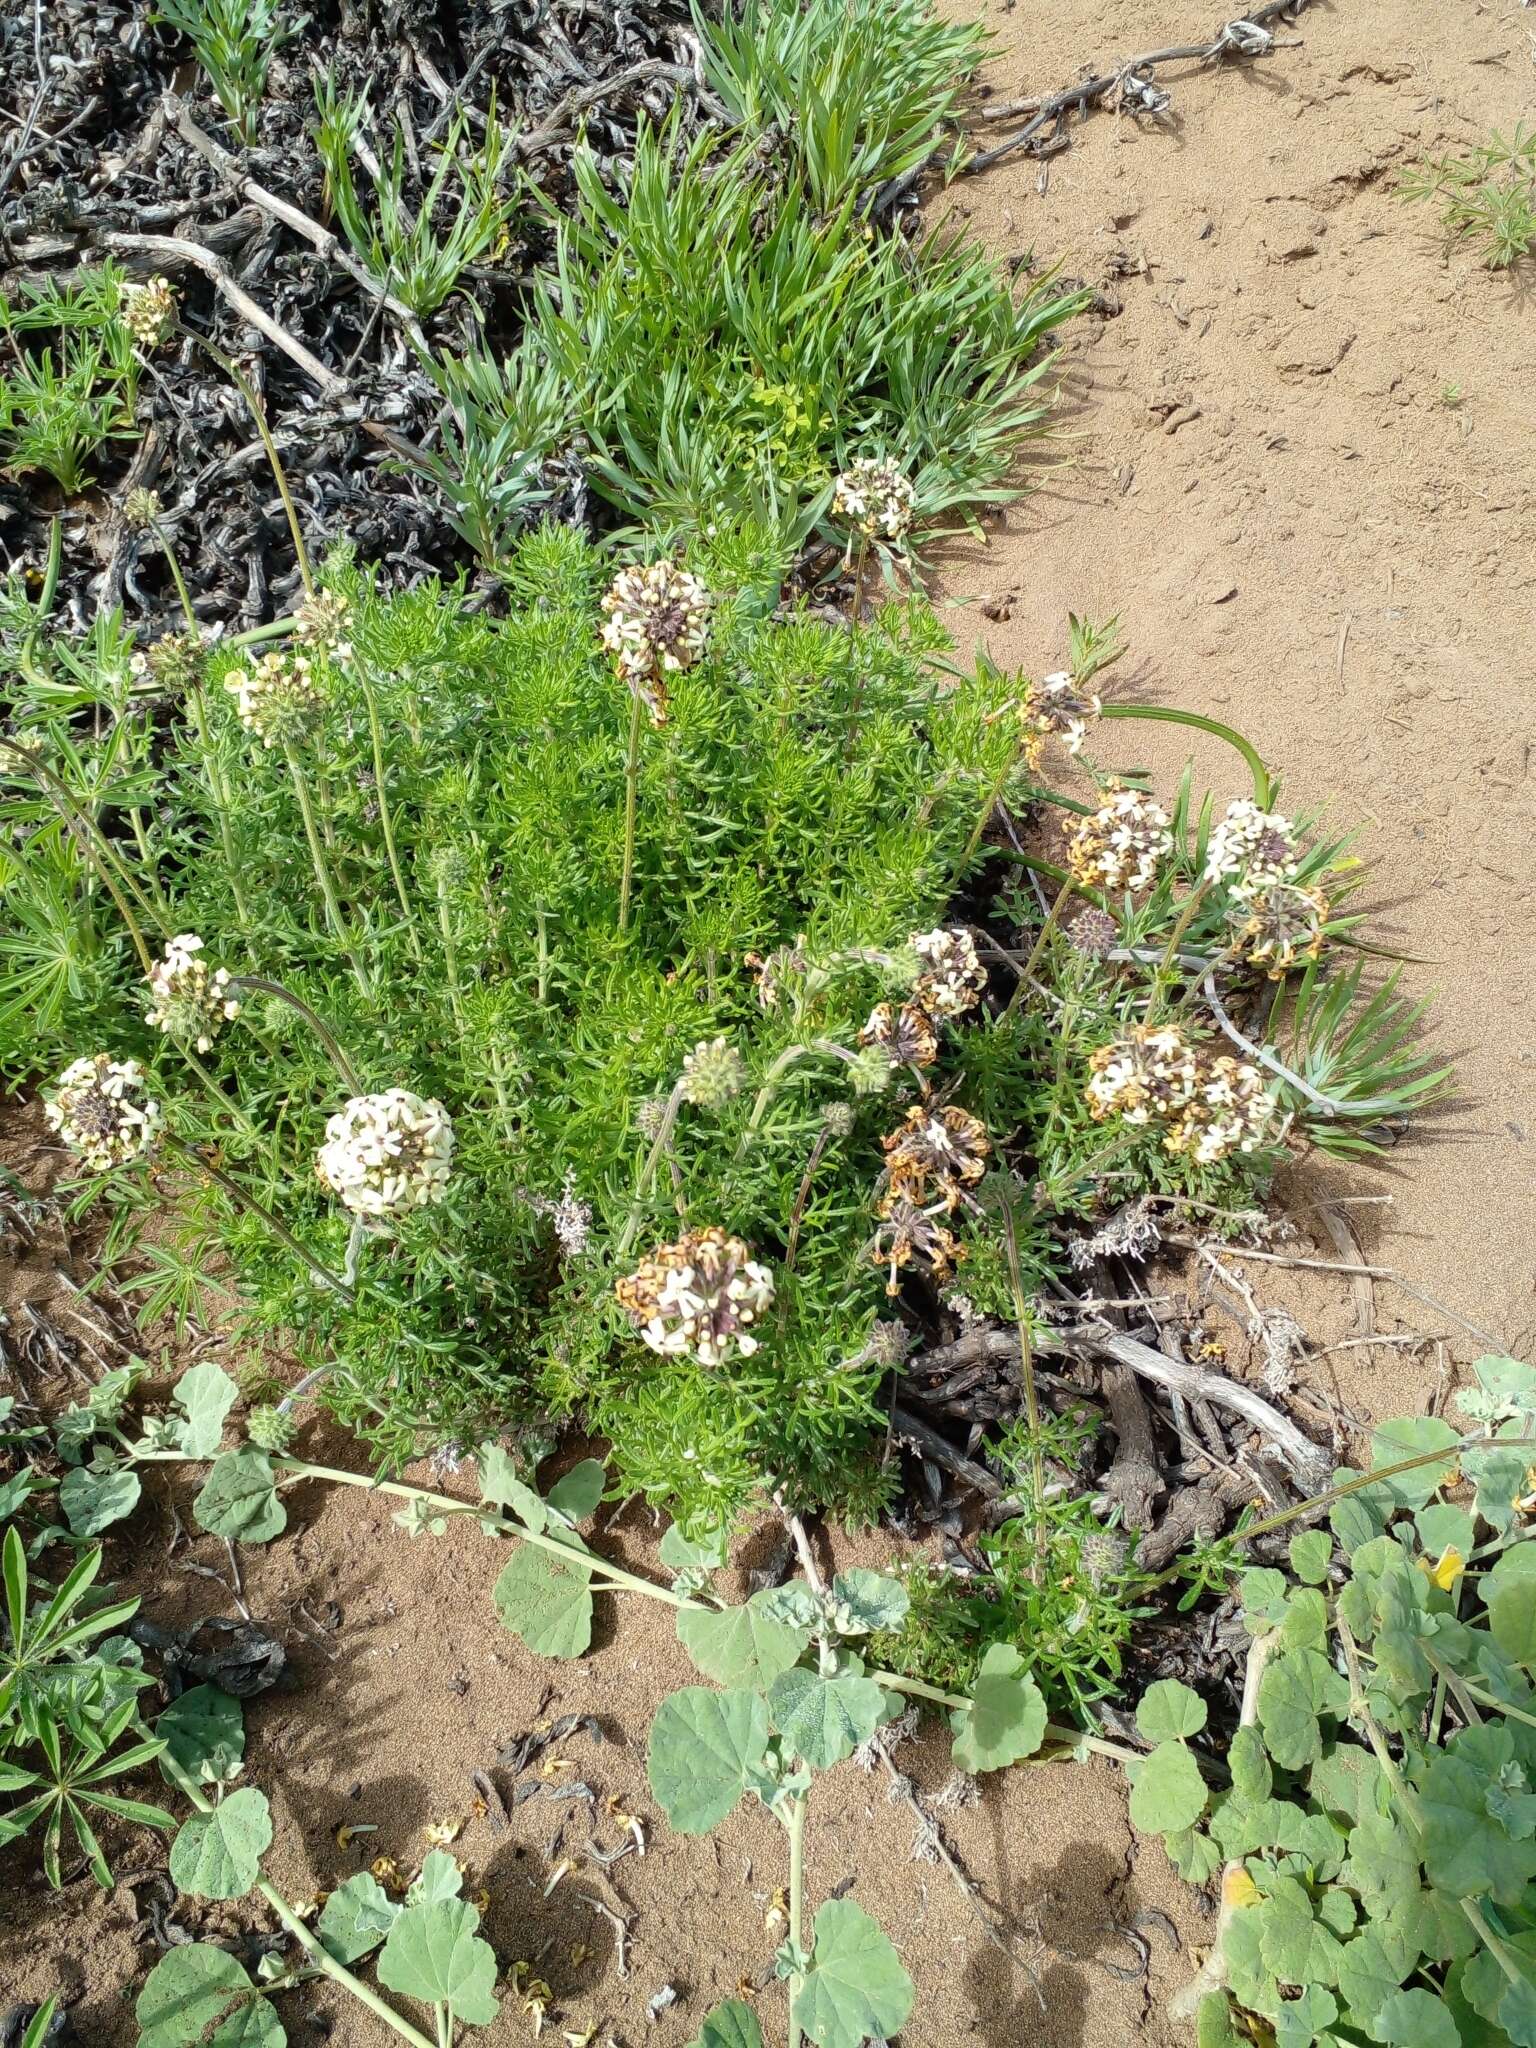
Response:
[317,1870,400,1964]
[1488,1576,1536,1670]
[767,1666,886,1770]
[792,1899,914,2048]
[59,1464,141,1537]
[826,1568,909,1635]
[1367,1416,1458,1509]
[648,1686,770,1834]
[377,1898,499,2026]
[406,1849,464,1906]
[546,1458,606,1522]
[169,1787,272,1900]
[1288,1530,1333,1586]
[172,1363,239,1459]
[949,1643,1047,1774]
[156,1685,245,1787]
[195,1451,286,1544]
[678,1590,812,1691]
[686,2003,765,2048]
[1135,1679,1208,1744]
[1128,1741,1208,1835]
[492,1541,594,1659]
[1373,1986,1462,2048]
[136,1943,284,2048]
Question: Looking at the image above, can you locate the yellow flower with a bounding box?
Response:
[1417,1546,1464,1592]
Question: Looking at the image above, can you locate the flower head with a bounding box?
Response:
[295,587,354,666]
[832,458,917,544]
[316,1090,454,1219]
[871,1190,963,1295]
[910,927,986,1018]
[1204,799,1300,889]
[1085,1025,1200,1127]
[1067,784,1173,896]
[1067,906,1120,959]
[123,487,162,531]
[1231,876,1328,975]
[680,1036,747,1110]
[1166,1055,1274,1164]
[859,1001,939,1072]
[1022,671,1101,764]
[129,631,206,694]
[45,1054,161,1172]
[144,933,241,1052]
[225,650,323,747]
[600,560,711,723]
[121,276,176,350]
[615,1227,774,1368]
[882,1103,990,1210]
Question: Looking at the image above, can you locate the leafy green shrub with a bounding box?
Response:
[1401,125,1536,270]
[1130,1356,1536,2047]
[419,119,1083,557]
[698,0,986,210]
[0,268,140,494]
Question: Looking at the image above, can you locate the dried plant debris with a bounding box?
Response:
[0,0,709,624]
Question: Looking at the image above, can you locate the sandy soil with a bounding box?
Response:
[3,4,1533,2044]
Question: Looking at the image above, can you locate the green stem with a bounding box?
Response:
[195,339,316,598]
[870,1671,1148,1767]
[227,616,301,651]
[281,740,373,1000]
[535,902,549,1004]
[163,1134,351,1299]
[184,681,253,928]
[618,688,644,936]
[1100,703,1272,807]
[616,1078,688,1259]
[986,844,1109,912]
[151,1738,437,2048]
[786,1790,809,2048]
[228,975,362,1092]
[359,669,422,963]
[182,1045,263,1145]
[153,521,200,636]
[996,1189,1046,1577]
[436,878,467,1034]
[1001,877,1076,1023]
[129,807,172,919]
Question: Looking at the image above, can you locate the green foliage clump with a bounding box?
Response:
[0,268,140,495]
[420,119,1083,561]
[1132,1354,1536,2048]
[154,0,297,146]
[1401,125,1536,270]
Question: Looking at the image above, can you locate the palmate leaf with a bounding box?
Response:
[194,1452,286,1545]
[317,1870,400,1964]
[678,1588,813,1690]
[168,1787,272,1900]
[171,1362,239,1459]
[949,1643,1047,1774]
[156,1685,245,1788]
[767,1666,886,1770]
[648,1686,770,1834]
[376,1898,499,2024]
[492,1539,594,1658]
[791,1899,913,2048]
[58,1464,140,1537]
[136,1943,285,2048]
[1127,1740,1208,1835]
[686,2002,765,2048]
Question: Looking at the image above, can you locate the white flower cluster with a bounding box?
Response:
[1067,784,1174,896]
[615,1226,774,1369]
[1232,876,1329,976]
[1204,799,1300,889]
[909,926,986,1017]
[600,560,711,722]
[315,1089,455,1219]
[832,458,917,543]
[45,1054,161,1172]
[680,1036,747,1110]
[1086,1027,1273,1163]
[1022,671,1101,763]
[295,587,354,665]
[121,276,176,350]
[144,934,241,1052]
[225,650,323,747]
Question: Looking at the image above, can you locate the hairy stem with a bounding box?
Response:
[228,975,362,1092]
[618,688,644,936]
[616,1077,688,1258]
[786,1790,809,2048]
[0,736,159,976]
[281,741,373,1000]
[183,679,253,928]
[163,1134,351,1299]
[195,338,316,597]
[358,668,422,963]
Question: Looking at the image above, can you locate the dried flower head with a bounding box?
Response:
[527,1167,592,1260]
[123,487,162,531]
[246,1405,297,1455]
[129,631,205,694]
[1204,799,1300,889]
[883,1104,990,1210]
[615,1227,774,1368]
[871,1190,963,1295]
[316,1090,454,1219]
[1232,876,1328,975]
[1167,1055,1274,1165]
[1022,671,1101,764]
[744,937,808,1011]
[1067,784,1173,896]
[1067,906,1120,959]
[1080,1529,1128,1587]
[634,1094,671,1141]
[45,1054,161,1172]
[295,586,354,665]
[1085,1025,1200,1127]
[600,560,711,722]
[144,933,241,1052]
[910,927,986,1017]
[859,1001,939,1071]
[225,650,323,747]
[832,458,917,544]
[121,275,176,350]
[680,1036,747,1110]
[820,1101,856,1140]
